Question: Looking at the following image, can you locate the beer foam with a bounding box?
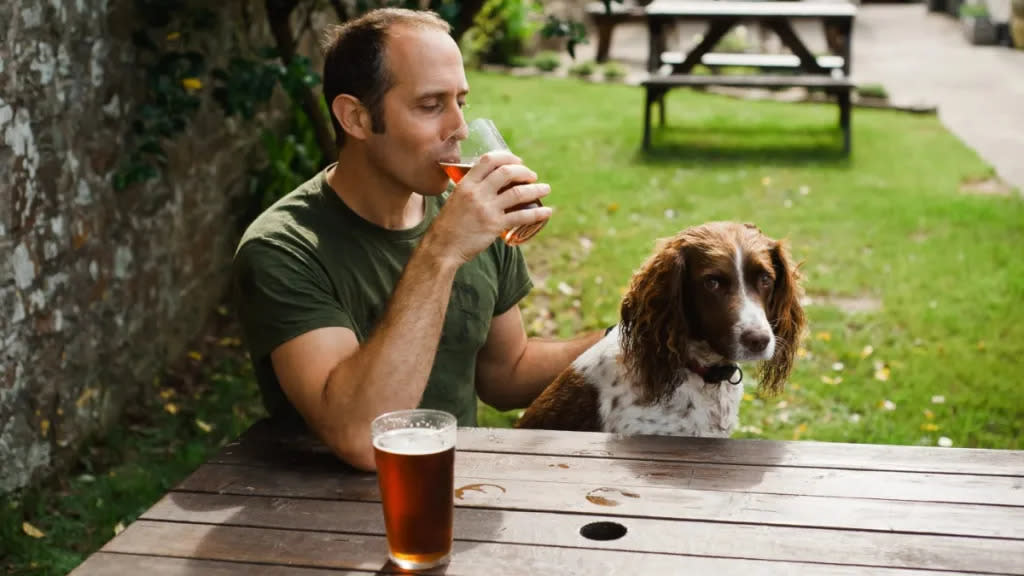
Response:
[373,428,454,455]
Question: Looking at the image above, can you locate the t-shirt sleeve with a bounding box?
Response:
[233,239,355,360]
[493,243,534,316]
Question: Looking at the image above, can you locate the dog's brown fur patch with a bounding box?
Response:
[515,370,602,432]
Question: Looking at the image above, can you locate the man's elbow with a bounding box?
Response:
[325,425,377,471]
[477,388,519,413]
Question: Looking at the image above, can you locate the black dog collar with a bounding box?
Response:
[687,362,743,385]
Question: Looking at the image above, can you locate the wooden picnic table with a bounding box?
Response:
[71,418,1024,574]
[640,0,858,152]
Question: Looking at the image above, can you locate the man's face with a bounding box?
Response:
[365,26,469,196]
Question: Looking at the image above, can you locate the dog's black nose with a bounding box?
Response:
[741,330,770,353]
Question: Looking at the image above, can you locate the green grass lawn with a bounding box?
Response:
[4,71,1023,575]
[467,71,1023,449]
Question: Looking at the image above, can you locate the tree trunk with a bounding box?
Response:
[265,0,337,166]
[452,0,485,42]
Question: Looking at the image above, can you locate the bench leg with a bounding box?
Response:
[596,21,614,63]
[839,90,852,154]
[643,88,653,150]
[659,90,667,127]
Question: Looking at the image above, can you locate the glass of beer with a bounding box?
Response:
[371,409,457,570]
[439,118,548,245]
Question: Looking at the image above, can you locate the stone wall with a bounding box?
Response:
[0,0,283,492]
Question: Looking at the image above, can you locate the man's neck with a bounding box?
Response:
[326,149,425,231]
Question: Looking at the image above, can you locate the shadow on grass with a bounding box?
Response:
[636,124,851,167]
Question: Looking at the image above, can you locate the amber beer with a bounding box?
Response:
[440,161,547,246]
[371,410,456,570]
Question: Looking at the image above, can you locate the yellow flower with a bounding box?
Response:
[159,388,175,400]
[923,409,934,420]
[181,77,202,92]
[874,366,890,381]
[792,423,808,440]
[166,32,181,40]
[921,422,940,432]
[187,351,203,361]
[815,331,831,342]
[743,393,754,402]
[164,403,178,415]
[195,418,214,433]
[40,419,50,437]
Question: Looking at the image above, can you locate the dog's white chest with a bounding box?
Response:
[575,336,744,438]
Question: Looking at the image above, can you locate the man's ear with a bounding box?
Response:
[332,94,372,141]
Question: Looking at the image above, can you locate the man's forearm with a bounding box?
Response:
[322,238,460,462]
[487,330,604,411]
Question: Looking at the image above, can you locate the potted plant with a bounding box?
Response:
[960,2,998,44]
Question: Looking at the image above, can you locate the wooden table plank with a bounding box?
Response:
[69,552,368,575]
[97,520,960,576]
[176,464,1024,540]
[453,452,1024,506]
[137,492,1024,574]
[208,443,1024,506]
[227,421,1024,477]
[645,0,857,19]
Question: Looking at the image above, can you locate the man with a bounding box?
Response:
[232,8,603,471]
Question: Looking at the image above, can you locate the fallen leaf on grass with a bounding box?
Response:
[114,522,125,535]
[22,522,45,539]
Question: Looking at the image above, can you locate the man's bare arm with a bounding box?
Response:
[475,306,603,412]
[271,240,459,471]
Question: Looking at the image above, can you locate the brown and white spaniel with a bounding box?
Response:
[516,221,806,437]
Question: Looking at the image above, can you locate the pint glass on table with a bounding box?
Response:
[371,409,456,570]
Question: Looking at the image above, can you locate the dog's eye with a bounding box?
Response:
[704,278,720,291]
[758,272,774,288]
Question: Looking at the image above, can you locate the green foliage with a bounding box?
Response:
[569,60,596,78]
[958,2,990,17]
[602,61,627,81]
[460,0,541,67]
[857,83,889,100]
[532,50,561,72]
[539,15,588,59]
[114,1,322,192]
[114,0,212,190]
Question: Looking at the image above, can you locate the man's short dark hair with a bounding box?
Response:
[321,9,452,148]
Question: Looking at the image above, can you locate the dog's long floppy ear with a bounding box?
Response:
[619,237,689,405]
[759,239,807,396]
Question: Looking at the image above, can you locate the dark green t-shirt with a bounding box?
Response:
[232,167,533,426]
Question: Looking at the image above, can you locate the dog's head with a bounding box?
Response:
[619,221,806,403]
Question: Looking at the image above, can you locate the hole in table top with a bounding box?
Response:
[580,521,627,541]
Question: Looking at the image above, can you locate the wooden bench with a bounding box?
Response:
[585,1,648,62]
[660,51,846,73]
[642,73,854,153]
